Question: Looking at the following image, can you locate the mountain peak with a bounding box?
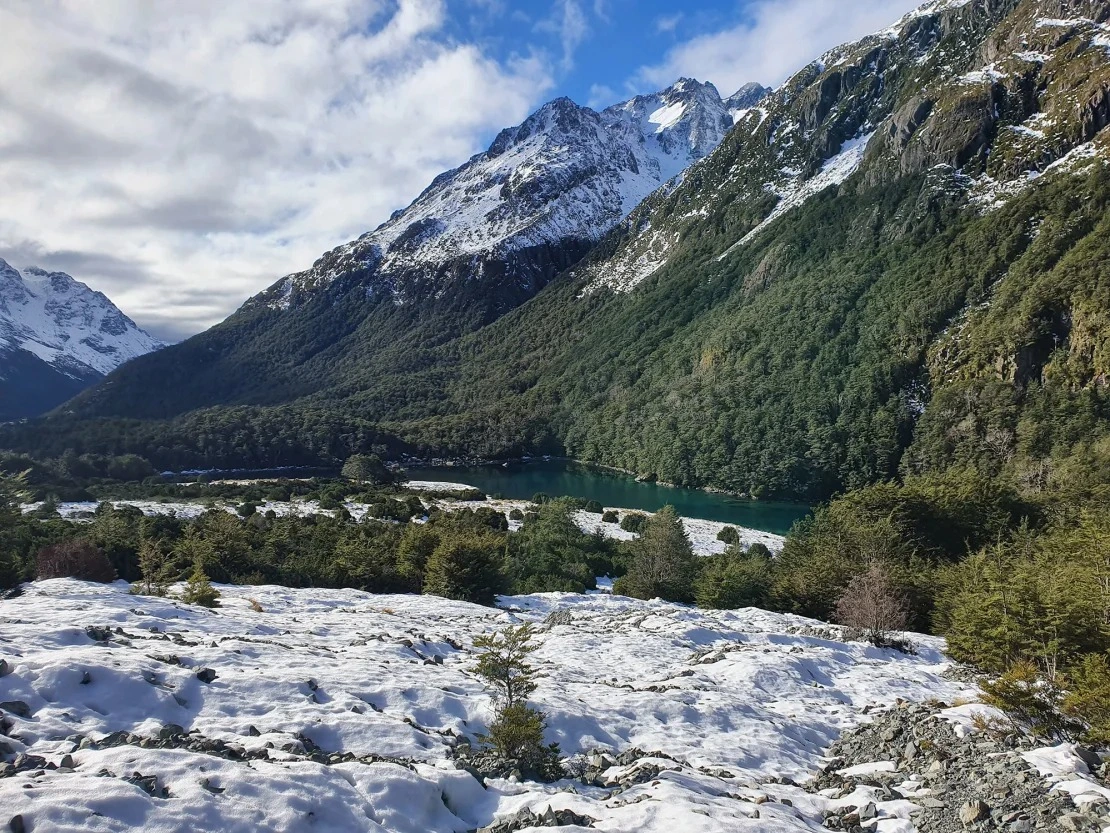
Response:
[725,82,771,113]
[249,76,757,313]
[0,260,163,382]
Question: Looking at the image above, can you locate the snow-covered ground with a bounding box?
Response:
[1,580,969,832]
[22,486,787,556]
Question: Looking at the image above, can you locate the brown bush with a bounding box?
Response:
[36,540,117,583]
[834,562,910,648]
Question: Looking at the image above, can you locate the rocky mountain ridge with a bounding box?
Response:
[246,77,767,315]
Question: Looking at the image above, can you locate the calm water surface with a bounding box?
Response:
[403,460,810,536]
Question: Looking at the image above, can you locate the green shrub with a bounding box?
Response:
[619,512,647,534]
[1063,654,1110,743]
[694,551,772,609]
[981,661,1073,739]
[601,510,619,523]
[716,526,740,545]
[422,530,505,605]
[473,625,563,781]
[181,558,220,608]
[584,500,604,514]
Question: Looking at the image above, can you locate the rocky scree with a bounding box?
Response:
[810,701,1109,832]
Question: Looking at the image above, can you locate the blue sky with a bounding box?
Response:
[0,0,921,339]
[448,0,761,107]
[446,0,923,111]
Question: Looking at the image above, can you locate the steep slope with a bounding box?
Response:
[430,0,1110,498]
[63,79,765,420]
[0,260,163,421]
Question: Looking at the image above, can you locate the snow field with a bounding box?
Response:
[1,580,971,832]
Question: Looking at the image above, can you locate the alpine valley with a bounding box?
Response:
[7,3,1110,833]
[10,0,1110,503]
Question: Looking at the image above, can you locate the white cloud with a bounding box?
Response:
[655,13,684,34]
[637,0,923,94]
[587,83,617,110]
[537,0,591,71]
[0,0,552,340]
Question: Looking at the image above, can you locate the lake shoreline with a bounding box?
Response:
[401,460,810,536]
[396,454,763,502]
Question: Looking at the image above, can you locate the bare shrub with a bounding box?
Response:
[834,562,910,649]
[248,598,265,613]
[36,540,117,583]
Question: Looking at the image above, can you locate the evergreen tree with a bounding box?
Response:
[181,557,220,607]
[694,549,772,609]
[135,538,172,596]
[614,506,696,603]
[422,529,505,605]
[473,624,562,780]
[396,523,438,589]
[341,454,393,485]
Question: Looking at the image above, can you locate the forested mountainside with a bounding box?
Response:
[9,0,1110,501]
[54,78,762,420]
[0,259,162,420]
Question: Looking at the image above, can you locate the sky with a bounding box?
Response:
[0,0,922,342]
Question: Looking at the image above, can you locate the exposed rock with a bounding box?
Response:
[85,625,112,643]
[1074,747,1102,773]
[807,701,1092,833]
[960,800,990,825]
[125,772,168,798]
[196,668,217,683]
[0,702,30,719]
[478,805,596,832]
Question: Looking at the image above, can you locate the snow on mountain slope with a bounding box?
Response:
[0,580,970,833]
[577,0,1110,296]
[250,79,767,311]
[0,259,163,379]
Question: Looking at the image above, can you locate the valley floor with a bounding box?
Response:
[0,579,976,832]
[23,480,787,557]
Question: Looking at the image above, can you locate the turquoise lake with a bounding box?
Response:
[403,460,810,536]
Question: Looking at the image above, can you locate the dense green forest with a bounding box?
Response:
[10,0,1109,502]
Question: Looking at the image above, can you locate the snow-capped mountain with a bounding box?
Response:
[0,259,163,420]
[250,78,767,312]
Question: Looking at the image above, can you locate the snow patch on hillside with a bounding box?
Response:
[0,580,970,832]
[720,131,876,258]
[24,491,787,556]
[971,135,1108,211]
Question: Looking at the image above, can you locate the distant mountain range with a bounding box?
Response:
[11,0,1110,501]
[0,259,163,421]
